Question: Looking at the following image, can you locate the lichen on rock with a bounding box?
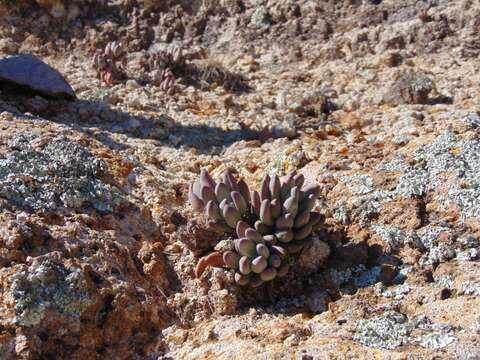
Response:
[0,133,124,212]
[8,259,93,327]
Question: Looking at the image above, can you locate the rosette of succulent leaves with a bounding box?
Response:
[140,47,185,93]
[189,169,322,288]
[92,41,127,86]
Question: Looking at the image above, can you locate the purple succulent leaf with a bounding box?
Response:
[222,204,241,228]
[260,175,271,201]
[275,213,294,229]
[299,193,316,213]
[269,255,282,268]
[205,200,221,221]
[251,190,261,216]
[283,195,298,217]
[192,180,203,199]
[270,198,282,219]
[294,223,312,240]
[235,272,250,285]
[245,228,263,243]
[223,251,240,269]
[260,268,277,281]
[238,179,251,204]
[277,263,289,277]
[276,229,294,243]
[238,238,256,257]
[255,220,272,235]
[269,175,281,200]
[239,256,252,275]
[260,199,273,226]
[256,243,270,258]
[225,170,240,192]
[301,184,320,200]
[263,234,277,245]
[294,210,310,228]
[294,173,305,188]
[201,185,216,203]
[231,191,247,214]
[189,183,205,211]
[236,221,250,238]
[215,182,231,203]
[251,256,268,274]
[200,169,216,190]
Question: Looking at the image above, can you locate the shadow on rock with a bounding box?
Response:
[0,90,262,153]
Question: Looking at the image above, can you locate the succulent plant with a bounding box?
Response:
[189,169,323,287]
[139,47,185,92]
[151,68,176,95]
[150,47,184,70]
[92,41,126,86]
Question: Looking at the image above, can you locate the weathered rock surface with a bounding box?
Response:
[0,0,479,359]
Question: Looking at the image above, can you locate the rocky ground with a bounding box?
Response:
[0,0,479,359]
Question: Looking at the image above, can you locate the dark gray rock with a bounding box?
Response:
[0,54,75,100]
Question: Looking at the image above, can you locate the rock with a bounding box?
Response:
[0,54,75,99]
[378,265,398,285]
[0,133,123,212]
[383,73,435,105]
[305,290,330,314]
[250,7,271,28]
[298,236,331,271]
[329,242,369,270]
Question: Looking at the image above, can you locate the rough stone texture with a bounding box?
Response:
[0,133,123,212]
[0,54,75,99]
[0,0,479,358]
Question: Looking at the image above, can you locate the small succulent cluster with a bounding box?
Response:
[92,41,126,86]
[189,169,322,287]
[151,68,176,94]
[140,47,185,93]
[143,47,185,71]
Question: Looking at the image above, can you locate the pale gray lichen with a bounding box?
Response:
[354,313,460,350]
[354,312,411,350]
[349,190,394,225]
[423,244,456,266]
[376,130,480,221]
[382,284,411,299]
[329,265,381,289]
[419,332,458,349]
[435,275,453,290]
[393,264,413,283]
[0,133,125,212]
[10,260,93,327]
[410,226,455,266]
[376,154,409,173]
[410,225,451,250]
[333,204,350,225]
[461,282,480,296]
[456,248,479,261]
[395,169,429,197]
[372,224,407,250]
[464,112,480,128]
[341,174,374,195]
[472,318,480,335]
[250,6,271,28]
